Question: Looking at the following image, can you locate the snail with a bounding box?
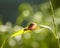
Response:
[24,23,37,31]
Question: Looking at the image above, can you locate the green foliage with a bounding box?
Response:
[1,29,30,48]
[0,0,60,48]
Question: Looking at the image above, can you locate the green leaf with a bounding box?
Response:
[10,29,30,39]
[39,25,53,31]
[1,29,30,48]
[39,25,58,39]
[10,29,24,38]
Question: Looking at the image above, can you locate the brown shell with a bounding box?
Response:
[28,23,37,30]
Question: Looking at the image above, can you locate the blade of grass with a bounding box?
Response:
[1,40,6,48]
[39,25,57,38]
[49,1,57,38]
[49,0,60,48]
[1,29,30,48]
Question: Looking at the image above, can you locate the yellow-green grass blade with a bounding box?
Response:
[1,29,30,48]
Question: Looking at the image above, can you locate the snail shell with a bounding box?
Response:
[24,23,37,31]
[28,23,37,30]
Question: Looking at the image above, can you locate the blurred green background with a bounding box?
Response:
[0,0,60,48]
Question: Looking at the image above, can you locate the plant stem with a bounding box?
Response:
[49,0,60,48]
[1,40,6,48]
[49,1,57,38]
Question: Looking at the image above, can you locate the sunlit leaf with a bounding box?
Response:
[39,25,53,32]
[1,29,31,48]
[10,29,30,39]
[10,29,24,38]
